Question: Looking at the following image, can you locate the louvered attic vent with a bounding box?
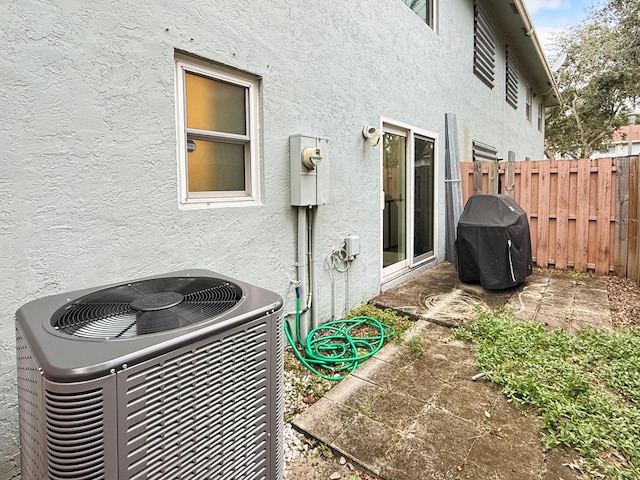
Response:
[506,44,519,109]
[473,1,496,88]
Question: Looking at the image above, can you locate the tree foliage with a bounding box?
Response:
[544,1,639,159]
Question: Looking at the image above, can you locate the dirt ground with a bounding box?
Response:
[283,269,640,480]
[596,274,640,328]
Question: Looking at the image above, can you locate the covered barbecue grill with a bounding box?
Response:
[456,194,532,289]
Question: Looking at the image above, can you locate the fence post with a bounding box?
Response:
[473,161,483,195]
[488,161,498,194]
[504,161,515,199]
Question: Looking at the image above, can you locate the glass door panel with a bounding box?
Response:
[413,136,435,261]
[383,133,407,269]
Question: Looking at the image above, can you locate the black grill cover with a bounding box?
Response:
[456,194,532,289]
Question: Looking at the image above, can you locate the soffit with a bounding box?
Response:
[486,0,561,106]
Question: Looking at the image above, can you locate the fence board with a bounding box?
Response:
[462,162,474,202]
[596,158,612,274]
[536,161,551,268]
[555,160,570,269]
[575,160,591,271]
[614,163,628,274]
[629,158,640,282]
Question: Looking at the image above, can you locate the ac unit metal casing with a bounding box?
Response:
[16,269,284,480]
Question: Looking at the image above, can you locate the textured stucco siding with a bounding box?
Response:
[0,0,546,476]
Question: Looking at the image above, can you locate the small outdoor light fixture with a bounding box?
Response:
[362,126,381,146]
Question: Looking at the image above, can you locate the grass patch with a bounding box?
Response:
[454,310,640,479]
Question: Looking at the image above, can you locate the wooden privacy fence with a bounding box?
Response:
[460,156,640,281]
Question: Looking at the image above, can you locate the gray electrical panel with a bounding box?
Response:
[290,134,330,206]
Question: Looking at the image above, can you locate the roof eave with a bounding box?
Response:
[493,0,561,107]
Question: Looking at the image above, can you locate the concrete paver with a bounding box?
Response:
[293,263,606,479]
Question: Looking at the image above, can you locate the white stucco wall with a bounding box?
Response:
[0,0,547,476]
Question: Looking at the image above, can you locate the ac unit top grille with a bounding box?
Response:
[51,277,242,339]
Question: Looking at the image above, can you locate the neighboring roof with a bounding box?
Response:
[612,125,640,143]
[488,1,561,106]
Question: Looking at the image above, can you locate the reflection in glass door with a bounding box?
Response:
[382,125,436,278]
[382,132,407,270]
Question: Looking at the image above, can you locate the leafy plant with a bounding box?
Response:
[454,311,640,479]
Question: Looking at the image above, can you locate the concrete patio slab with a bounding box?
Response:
[292,262,610,479]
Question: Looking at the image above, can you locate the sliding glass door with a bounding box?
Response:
[382,124,436,279]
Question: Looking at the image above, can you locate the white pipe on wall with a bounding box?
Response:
[309,206,320,330]
[297,206,310,342]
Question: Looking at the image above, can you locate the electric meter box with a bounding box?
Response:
[290,134,330,206]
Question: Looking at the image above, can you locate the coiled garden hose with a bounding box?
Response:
[284,287,396,381]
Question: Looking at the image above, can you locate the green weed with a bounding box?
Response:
[569,270,589,280]
[406,336,425,358]
[454,310,640,479]
[346,303,412,343]
[315,441,333,459]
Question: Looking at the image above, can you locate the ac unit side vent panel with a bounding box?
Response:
[274,315,285,476]
[16,328,46,480]
[45,388,106,480]
[120,317,275,479]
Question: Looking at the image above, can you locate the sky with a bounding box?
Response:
[523,0,601,59]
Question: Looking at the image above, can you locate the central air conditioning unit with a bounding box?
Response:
[15,269,284,480]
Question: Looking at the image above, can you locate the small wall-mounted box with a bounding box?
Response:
[345,234,360,260]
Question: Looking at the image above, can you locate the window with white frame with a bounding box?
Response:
[525,85,533,122]
[537,101,544,131]
[175,55,259,207]
[402,0,436,29]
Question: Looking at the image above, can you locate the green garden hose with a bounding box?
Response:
[284,287,395,381]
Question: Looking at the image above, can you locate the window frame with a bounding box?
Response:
[402,0,436,30]
[537,100,544,131]
[175,55,260,208]
[525,85,533,122]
